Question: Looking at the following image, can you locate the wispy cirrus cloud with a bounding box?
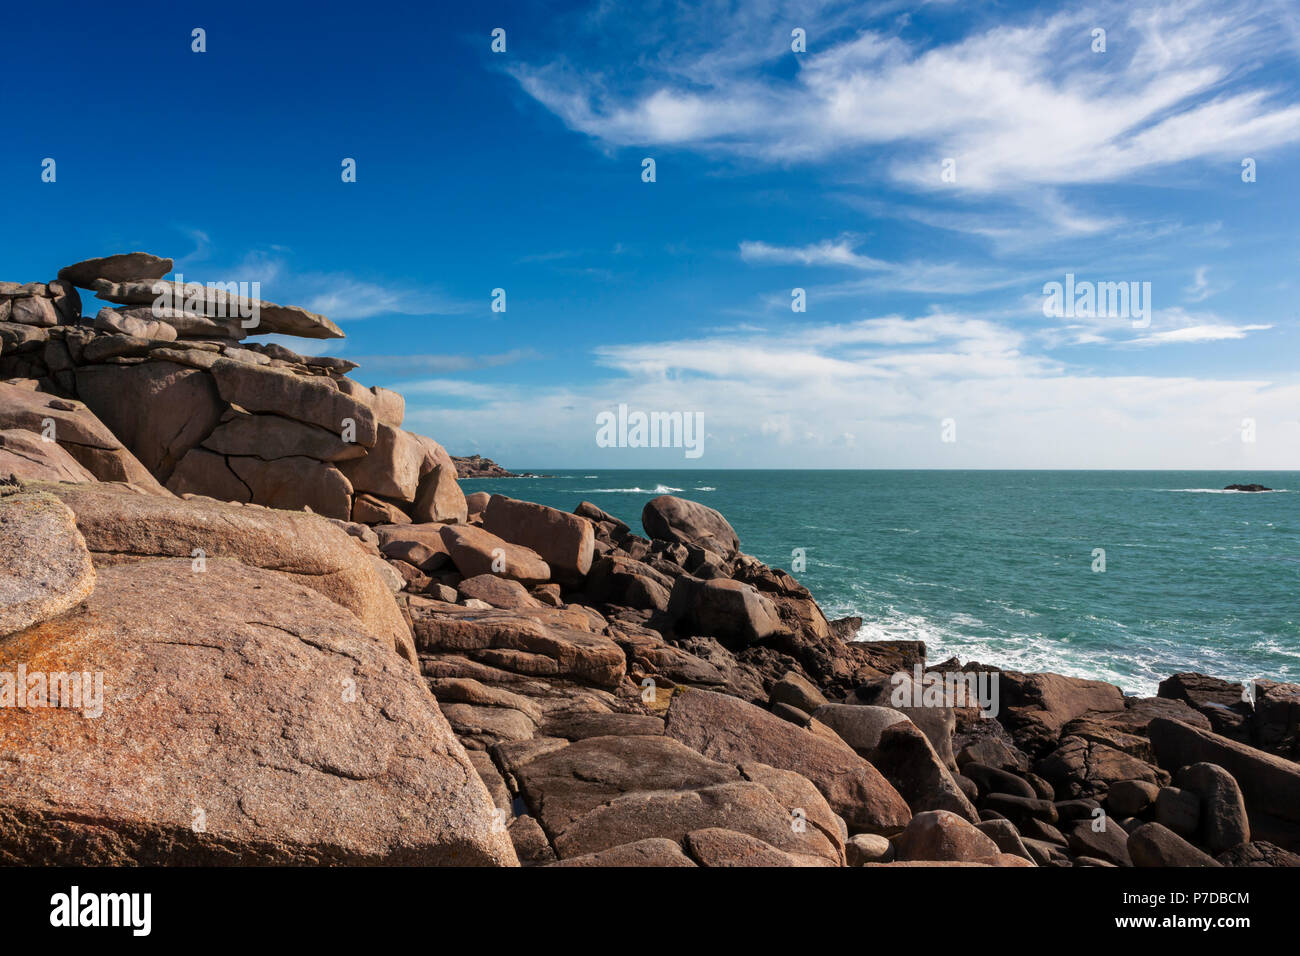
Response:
[512,0,1300,192]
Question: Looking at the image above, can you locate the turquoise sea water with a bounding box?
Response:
[463,471,1300,697]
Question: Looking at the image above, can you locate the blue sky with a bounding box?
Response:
[6,0,1299,468]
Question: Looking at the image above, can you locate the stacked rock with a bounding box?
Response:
[0,252,467,526]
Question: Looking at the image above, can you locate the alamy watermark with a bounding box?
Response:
[1042,273,1151,328]
[891,665,1000,718]
[596,403,704,459]
[151,273,261,329]
[0,664,104,718]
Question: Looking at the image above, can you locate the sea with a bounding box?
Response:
[462,470,1300,697]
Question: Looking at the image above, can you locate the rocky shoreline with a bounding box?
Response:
[1,251,1297,867]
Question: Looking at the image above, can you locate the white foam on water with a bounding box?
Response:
[1160,488,1290,493]
[582,483,684,494]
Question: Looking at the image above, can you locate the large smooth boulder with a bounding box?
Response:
[1157,673,1251,739]
[999,671,1125,753]
[845,674,960,769]
[684,827,834,867]
[893,810,1002,863]
[58,252,173,288]
[481,495,595,583]
[508,734,840,864]
[439,524,550,586]
[583,554,673,613]
[665,689,911,834]
[0,491,95,637]
[93,307,179,341]
[457,574,541,610]
[1034,735,1161,799]
[770,671,829,716]
[641,495,739,557]
[812,703,908,754]
[0,559,514,865]
[553,781,836,862]
[410,463,467,523]
[166,448,254,503]
[36,481,414,664]
[548,838,696,867]
[339,424,424,502]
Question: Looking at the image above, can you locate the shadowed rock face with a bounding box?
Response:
[0,430,96,483]
[0,559,516,866]
[0,382,165,494]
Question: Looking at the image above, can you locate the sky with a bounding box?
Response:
[5,0,1299,469]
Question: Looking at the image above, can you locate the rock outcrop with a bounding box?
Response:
[1,250,1294,869]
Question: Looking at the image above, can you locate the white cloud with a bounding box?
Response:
[1131,322,1272,345]
[513,0,1300,192]
[399,311,1299,468]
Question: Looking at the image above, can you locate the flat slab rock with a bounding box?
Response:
[35,480,414,664]
[0,559,515,865]
[91,278,344,340]
[58,252,173,288]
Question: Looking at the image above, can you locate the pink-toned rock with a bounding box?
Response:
[0,491,96,637]
[58,252,173,288]
[0,559,514,865]
[457,574,542,610]
[228,456,354,521]
[202,408,367,464]
[411,463,467,523]
[9,297,58,327]
[339,424,425,502]
[0,429,97,483]
[482,495,595,583]
[440,524,550,586]
[409,603,626,688]
[207,359,376,445]
[0,382,167,494]
[75,360,225,483]
[665,689,911,835]
[353,494,411,525]
[166,448,252,503]
[642,495,739,557]
[35,480,415,664]
[893,810,1003,863]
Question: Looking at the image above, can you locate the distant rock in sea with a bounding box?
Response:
[1224,483,1272,492]
[452,454,547,478]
